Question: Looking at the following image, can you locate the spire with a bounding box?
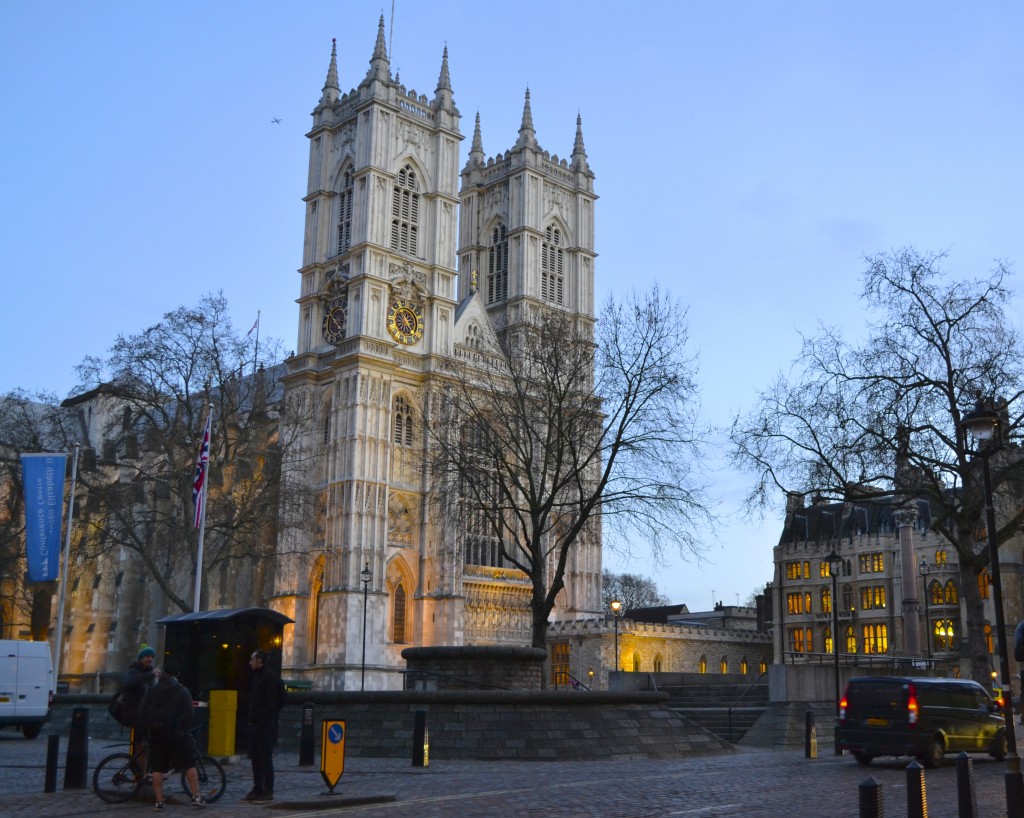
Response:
[468,111,485,166]
[364,14,391,84]
[433,45,454,109]
[320,38,340,105]
[514,88,537,150]
[570,112,590,172]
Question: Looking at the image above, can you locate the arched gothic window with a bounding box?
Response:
[698,655,707,674]
[487,224,508,303]
[930,580,943,605]
[336,167,353,255]
[841,583,853,611]
[935,619,956,651]
[740,657,748,675]
[393,396,413,447]
[390,165,419,256]
[720,656,728,674]
[824,626,834,654]
[540,225,564,305]
[391,582,407,644]
[979,569,991,600]
[821,587,832,614]
[845,625,857,654]
[653,654,663,673]
[944,580,958,604]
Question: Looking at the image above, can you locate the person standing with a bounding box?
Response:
[122,644,157,780]
[140,661,205,810]
[243,650,284,803]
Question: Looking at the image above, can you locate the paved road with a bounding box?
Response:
[0,728,1019,817]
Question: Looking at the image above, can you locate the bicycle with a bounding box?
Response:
[92,725,227,804]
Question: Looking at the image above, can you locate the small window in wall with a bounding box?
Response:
[392,582,407,644]
[698,655,707,674]
[632,654,640,672]
[653,654,663,673]
[759,658,768,674]
[740,657,748,675]
[979,569,991,600]
[720,656,728,674]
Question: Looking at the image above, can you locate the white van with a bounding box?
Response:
[0,640,54,738]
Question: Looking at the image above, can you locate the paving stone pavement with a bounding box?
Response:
[1,730,1022,817]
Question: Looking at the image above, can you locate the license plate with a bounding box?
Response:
[865,717,889,727]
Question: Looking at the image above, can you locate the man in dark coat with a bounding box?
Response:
[243,650,283,802]
[122,644,156,778]
[140,661,204,809]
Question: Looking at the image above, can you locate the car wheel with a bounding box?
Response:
[991,730,1008,761]
[22,723,42,740]
[922,736,944,768]
[853,751,873,766]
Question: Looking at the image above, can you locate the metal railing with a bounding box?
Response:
[727,670,768,742]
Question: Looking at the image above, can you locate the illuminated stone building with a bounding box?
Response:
[269,18,603,688]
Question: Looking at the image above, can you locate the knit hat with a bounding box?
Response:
[138,644,156,660]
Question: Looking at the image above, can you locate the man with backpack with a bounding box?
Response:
[140,661,204,809]
[242,650,285,803]
[115,644,156,779]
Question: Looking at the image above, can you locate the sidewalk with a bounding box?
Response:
[5,743,1024,817]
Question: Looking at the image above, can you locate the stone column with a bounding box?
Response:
[895,506,921,657]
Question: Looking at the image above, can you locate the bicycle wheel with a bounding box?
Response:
[93,752,143,803]
[182,754,227,803]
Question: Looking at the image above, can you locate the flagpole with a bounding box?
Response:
[53,443,79,685]
[193,405,213,613]
[253,310,260,379]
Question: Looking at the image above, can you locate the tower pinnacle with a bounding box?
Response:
[514,88,537,150]
[320,38,340,105]
[570,112,589,172]
[468,111,485,167]
[364,14,391,84]
[433,45,453,108]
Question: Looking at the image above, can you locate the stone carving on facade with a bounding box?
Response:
[387,492,416,545]
[387,261,427,299]
[464,582,532,643]
[332,124,355,153]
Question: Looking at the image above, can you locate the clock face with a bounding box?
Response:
[322,302,347,344]
[387,299,424,345]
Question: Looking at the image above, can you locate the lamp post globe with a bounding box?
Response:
[610,599,623,675]
[360,562,372,691]
[959,398,1022,817]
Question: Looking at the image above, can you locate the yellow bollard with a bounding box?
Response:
[207,690,237,756]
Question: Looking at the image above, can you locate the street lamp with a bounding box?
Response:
[360,561,372,691]
[826,549,843,755]
[919,558,930,659]
[610,599,623,673]
[960,398,1023,817]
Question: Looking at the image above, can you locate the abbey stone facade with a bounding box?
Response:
[268,19,603,689]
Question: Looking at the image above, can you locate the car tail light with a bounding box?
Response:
[907,683,919,726]
[839,692,849,724]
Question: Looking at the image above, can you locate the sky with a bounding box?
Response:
[3,2,1024,611]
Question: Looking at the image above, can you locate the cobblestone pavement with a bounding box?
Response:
[1,729,1021,817]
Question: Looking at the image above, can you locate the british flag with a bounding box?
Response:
[192,414,211,529]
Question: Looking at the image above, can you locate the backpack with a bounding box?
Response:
[107,686,132,727]
[144,682,186,736]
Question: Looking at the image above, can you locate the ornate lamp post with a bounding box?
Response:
[919,558,930,659]
[826,549,843,755]
[360,562,372,691]
[960,398,1022,817]
[610,599,623,673]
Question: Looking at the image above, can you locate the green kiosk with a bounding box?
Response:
[156,607,293,754]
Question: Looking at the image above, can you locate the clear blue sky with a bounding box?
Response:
[3,2,1023,609]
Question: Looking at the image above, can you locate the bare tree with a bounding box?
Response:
[427,288,712,649]
[60,293,316,612]
[601,571,670,610]
[729,248,1024,682]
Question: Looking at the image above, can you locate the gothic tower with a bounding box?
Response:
[273,19,601,689]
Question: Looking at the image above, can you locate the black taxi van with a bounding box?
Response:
[836,676,1007,767]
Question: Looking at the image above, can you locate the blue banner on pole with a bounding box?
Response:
[20,453,67,582]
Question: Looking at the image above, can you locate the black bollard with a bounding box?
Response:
[299,701,315,766]
[64,706,89,789]
[44,734,59,793]
[858,776,884,818]
[955,752,978,818]
[412,709,429,767]
[804,708,817,758]
[906,760,928,818]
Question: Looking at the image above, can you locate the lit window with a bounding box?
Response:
[821,588,832,614]
[787,593,804,615]
[824,626,834,654]
[790,628,805,653]
[862,623,888,654]
[803,561,810,579]
[985,623,994,655]
[944,580,958,604]
[392,582,407,643]
[935,619,956,651]
[935,549,948,566]
[720,656,728,673]
[759,658,768,674]
[979,569,991,600]
[699,655,707,673]
[845,626,857,654]
[740,657,748,674]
